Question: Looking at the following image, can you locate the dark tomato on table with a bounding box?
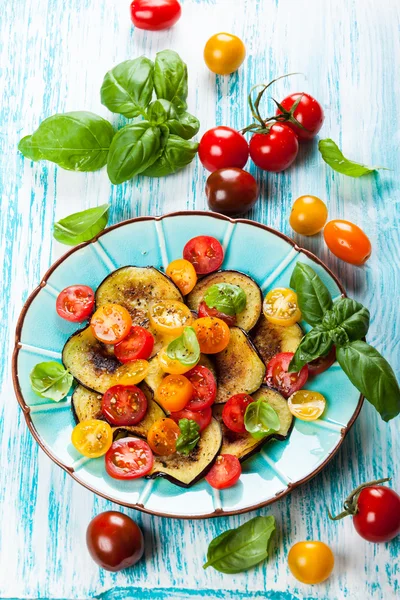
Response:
[114,326,154,363]
[276,93,324,141]
[105,438,153,480]
[249,123,299,172]
[198,126,249,172]
[324,220,372,266]
[353,485,400,542]
[308,346,336,376]
[266,352,308,398]
[183,235,224,275]
[86,511,144,572]
[198,301,237,327]
[56,285,94,322]
[169,407,212,432]
[102,385,148,426]
[130,0,181,31]
[185,365,217,411]
[222,393,253,434]
[206,168,259,216]
[206,454,242,489]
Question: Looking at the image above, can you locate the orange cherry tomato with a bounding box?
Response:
[166,259,197,295]
[193,317,230,354]
[324,220,371,265]
[289,195,328,236]
[90,304,132,344]
[158,347,199,375]
[155,374,193,412]
[147,418,181,456]
[204,33,246,75]
[288,541,334,584]
[263,288,301,326]
[149,300,193,336]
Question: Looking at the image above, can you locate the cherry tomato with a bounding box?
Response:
[198,301,237,327]
[205,454,242,489]
[149,300,193,336]
[277,93,324,141]
[263,288,301,326]
[158,346,198,375]
[86,511,144,572]
[130,0,181,31]
[193,317,230,354]
[166,259,197,295]
[147,418,180,456]
[266,352,308,398]
[249,124,299,172]
[222,393,253,433]
[71,420,113,458]
[206,168,259,216]
[324,220,372,265]
[169,407,212,432]
[56,285,95,322]
[155,374,193,412]
[289,195,328,236]
[204,33,246,75]
[198,127,248,172]
[114,360,149,386]
[114,326,154,363]
[91,304,132,344]
[288,390,326,421]
[185,365,217,411]
[288,541,334,584]
[101,385,148,426]
[105,438,153,480]
[183,235,224,275]
[308,346,336,376]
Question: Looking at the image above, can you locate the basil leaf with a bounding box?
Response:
[154,50,188,110]
[166,326,200,366]
[244,398,280,439]
[53,204,110,246]
[204,283,247,317]
[30,362,73,402]
[337,341,400,422]
[289,326,333,372]
[141,135,198,177]
[166,112,200,140]
[176,419,200,455]
[318,139,388,177]
[147,99,178,125]
[101,57,154,118]
[19,112,114,172]
[290,262,332,325]
[321,298,370,345]
[203,515,276,574]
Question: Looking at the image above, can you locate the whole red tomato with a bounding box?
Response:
[198,126,249,172]
[249,124,299,172]
[206,168,259,215]
[130,0,181,31]
[276,92,324,141]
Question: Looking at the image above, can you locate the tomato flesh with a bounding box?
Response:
[102,385,148,426]
[71,420,113,458]
[114,326,154,363]
[222,393,253,433]
[147,418,180,456]
[266,352,308,398]
[263,288,301,326]
[198,301,237,327]
[169,407,212,432]
[130,0,181,31]
[249,124,299,172]
[155,374,193,412]
[105,438,153,480]
[185,365,217,411]
[149,300,193,336]
[198,127,249,172]
[277,93,324,141]
[91,304,132,344]
[206,454,242,489]
[353,486,400,542]
[324,220,371,265]
[183,235,224,275]
[193,317,230,354]
[56,285,94,322]
[166,259,197,295]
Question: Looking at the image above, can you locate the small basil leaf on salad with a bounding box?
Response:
[318,139,388,177]
[141,135,198,177]
[53,204,110,246]
[165,112,200,140]
[203,515,276,574]
[176,419,200,455]
[204,283,247,317]
[244,398,280,439]
[290,262,332,325]
[100,57,154,118]
[30,362,73,402]
[154,50,188,110]
[166,326,200,366]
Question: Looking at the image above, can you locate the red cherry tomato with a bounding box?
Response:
[114,326,154,363]
[353,486,400,542]
[206,454,242,489]
[86,511,144,572]
[130,0,181,31]
[276,93,324,141]
[101,385,148,426]
[206,168,259,216]
[105,438,153,480]
[308,346,336,376]
[198,127,249,172]
[56,285,94,322]
[185,365,217,411]
[183,235,224,275]
[222,393,253,434]
[324,220,372,266]
[266,352,308,398]
[249,124,299,172]
[198,301,237,327]
[169,407,212,432]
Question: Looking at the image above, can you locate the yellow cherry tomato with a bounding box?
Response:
[166,259,197,296]
[71,419,113,458]
[114,360,149,386]
[289,195,328,236]
[149,300,193,336]
[263,288,301,326]
[288,541,334,584]
[204,33,246,75]
[155,374,193,412]
[193,317,230,354]
[147,418,181,456]
[158,346,199,375]
[288,390,327,421]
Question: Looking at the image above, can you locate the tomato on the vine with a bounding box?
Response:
[206,168,259,216]
[56,285,94,322]
[324,220,371,265]
[249,124,299,172]
[266,352,308,398]
[277,93,324,141]
[204,33,246,76]
[198,127,249,172]
[130,0,181,31]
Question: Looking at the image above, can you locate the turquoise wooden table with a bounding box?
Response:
[1,0,399,598]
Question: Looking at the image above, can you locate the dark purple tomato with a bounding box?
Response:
[206,168,259,215]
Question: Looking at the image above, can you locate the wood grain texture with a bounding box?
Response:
[1,0,399,598]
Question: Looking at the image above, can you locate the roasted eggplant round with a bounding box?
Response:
[251,315,303,365]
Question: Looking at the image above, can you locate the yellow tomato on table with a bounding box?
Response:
[289,195,328,236]
[204,33,246,75]
[288,541,334,584]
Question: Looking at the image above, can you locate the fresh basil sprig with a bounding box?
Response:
[203,515,276,574]
[53,204,110,246]
[244,397,280,440]
[204,283,247,316]
[30,362,73,402]
[319,139,388,177]
[166,326,200,366]
[154,50,188,111]
[176,419,200,455]
[290,262,332,325]
[101,57,154,118]
[142,135,198,177]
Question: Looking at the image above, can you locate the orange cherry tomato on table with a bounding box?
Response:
[155,374,193,412]
[149,300,193,336]
[193,317,230,354]
[276,93,325,141]
[101,385,148,426]
[288,541,334,584]
[71,420,113,458]
[266,352,308,399]
[288,390,326,421]
[169,407,212,432]
[183,235,224,275]
[205,454,242,489]
[249,124,299,172]
[105,438,154,480]
[198,301,237,327]
[158,346,198,375]
[222,393,253,434]
[130,0,181,31]
[198,127,249,172]
[114,326,154,363]
[289,195,328,236]
[56,285,95,322]
[166,259,197,295]
[324,220,372,265]
[90,304,132,344]
[147,418,180,456]
[185,365,217,411]
[204,33,246,75]
[263,288,301,326]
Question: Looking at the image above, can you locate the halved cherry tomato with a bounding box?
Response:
[183,236,224,275]
[91,304,132,344]
[169,407,212,432]
[114,360,149,386]
[193,317,230,354]
[105,438,153,480]
[56,285,95,322]
[114,326,154,363]
[277,93,325,141]
[149,300,193,336]
[308,346,336,376]
[130,0,181,31]
[185,365,217,411]
[155,374,193,412]
[266,352,308,398]
[158,346,198,375]
[288,541,334,584]
[147,418,180,456]
[263,288,301,326]
[324,220,372,265]
[204,33,246,76]
[198,301,237,327]
[205,454,242,489]
[101,385,148,426]
[198,127,249,172]
[222,393,253,433]
[166,259,197,295]
[71,419,113,458]
[289,195,328,236]
[288,390,326,421]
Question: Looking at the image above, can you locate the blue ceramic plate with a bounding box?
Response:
[13,212,362,519]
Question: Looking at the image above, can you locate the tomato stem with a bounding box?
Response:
[328,477,391,520]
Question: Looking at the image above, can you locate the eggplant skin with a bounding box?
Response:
[144,352,216,396]
[251,316,303,365]
[186,270,262,331]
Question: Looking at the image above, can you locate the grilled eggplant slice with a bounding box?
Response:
[251,315,303,365]
[213,386,293,461]
[186,270,262,331]
[144,353,216,397]
[214,327,265,404]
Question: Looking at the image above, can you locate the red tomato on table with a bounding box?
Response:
[198,127,249,172]
[249,124,299,172]
[130,0,181,31]
[276,93,324,141]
